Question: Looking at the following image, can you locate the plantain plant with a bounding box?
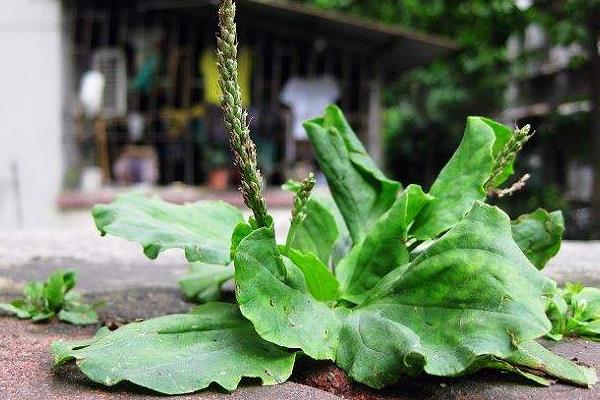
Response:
[51,0,598,394]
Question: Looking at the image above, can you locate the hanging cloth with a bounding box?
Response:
[200,48,252,106]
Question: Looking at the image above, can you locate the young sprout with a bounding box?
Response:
[286,173,316,252]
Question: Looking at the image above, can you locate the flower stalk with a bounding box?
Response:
[486,124,534,192]
[285,173,316,252]
[217,0,270,228]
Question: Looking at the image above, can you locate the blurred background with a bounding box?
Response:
[0,0,599,239]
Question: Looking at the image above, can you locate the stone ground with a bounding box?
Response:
[1,211,600,399]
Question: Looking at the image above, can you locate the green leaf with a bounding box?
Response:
[51,302,296,394]
[304,105,401,244]
[230,222,254,259]
[24,281,45,309]
[0,302,31,319]
[503,341,597,387]
[336,184,433,304]
[283,248,339,302]
[93,193,243,264]
[31,310,55,322]
[58,308,99,325]
[234,227,341,360]
[483,117,514,188]
[576,320,600,339]
[45,269,77,312]
[572,287,600,321]
[178,263,234,303]
[511,209,564,270]
[410,117,507,240]
[336,203,553,388]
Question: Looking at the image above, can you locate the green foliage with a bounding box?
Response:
[65,109,600,393]
[234,227,341,360]
[511,209,565,269]
[0,270,98,325]
[52,2,599,393]
[304,105,401,244]
[178,263,234,303]
[546,283,600,342]
[410,116,508,239]
[336,184,431,304]
[52,303,295,394]
[93,193,243,264]
[337,202,555,387]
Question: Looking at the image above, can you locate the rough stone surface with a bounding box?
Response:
[0,226,599,399]
[0,318,338,400]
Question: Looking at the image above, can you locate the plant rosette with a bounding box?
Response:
[51,0,598,395]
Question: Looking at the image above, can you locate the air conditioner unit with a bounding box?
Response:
[92,48,127,119]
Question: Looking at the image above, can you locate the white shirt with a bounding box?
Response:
[280,76,341,139]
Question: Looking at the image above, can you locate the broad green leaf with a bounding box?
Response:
[511,209,564,270]
[336,203,553,388]
[283,248,339,302]
[576,320,600,339]
[58,308,98,325]
[178,263,234,303]
[0,301,31,319]
[410,117,509,240]
[51,302,296,394]
[234,227,341,360]
[304,105,401,244]
[336,184,432,304]
[503,341,597,387]
[93,193,243,264]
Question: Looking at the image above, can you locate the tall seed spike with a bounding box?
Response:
[216,0,270,228]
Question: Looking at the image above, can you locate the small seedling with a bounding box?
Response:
[51,0,598,395]
[547,282,600,341]
[1,269,98,325]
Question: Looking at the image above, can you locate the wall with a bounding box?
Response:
[0,0,63,229]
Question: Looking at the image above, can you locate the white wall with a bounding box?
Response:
[0,0,63,229]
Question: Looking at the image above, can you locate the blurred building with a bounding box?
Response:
[0,0,455,229]
[502,22,595,237]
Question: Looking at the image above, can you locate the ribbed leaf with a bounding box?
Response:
[336,203,554,388]
[511,209,564,269]
[502,341,597,387]
[93,193,243,264]
[336,184,432,304]
[234,227,341,360]
[304,105,401,244]
[51,303,296,394]
[410,117,511,240]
